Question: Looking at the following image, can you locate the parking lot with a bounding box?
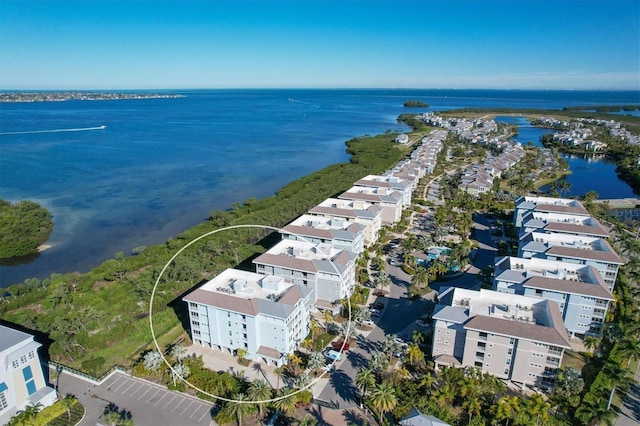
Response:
[99,373,214,425]
[55,369,215,426]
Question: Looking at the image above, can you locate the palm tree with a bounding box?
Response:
[225,393,254,426]
[576,394,617,426]
[526,393,549,426]
[405,343,424,368]
[169,344,187,361]
[170,363,190,386]
[583,336,601,355]
[322,310,333,332]
[412,329,424,345]
[617,335,640,367]
[492,395,520,426]
[602,360,632,410]
[355,368,376,405]
[462,395,482,425]
[274,388,297,418]
[247,379,272,416]
[306,351,326,376]
[370,382,397,425]
[60,394,76,421]
[143,350,163,372]
[411,266,429,293]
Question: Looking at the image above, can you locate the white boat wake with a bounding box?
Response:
[0,125,107,136]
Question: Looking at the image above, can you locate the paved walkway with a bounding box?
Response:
[616,364,640,426]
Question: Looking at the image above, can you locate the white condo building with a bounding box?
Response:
[354,175,413,208]
[253,239,357,311]
[183,269,312,366]
[308,198,382,246]
[518,231,623,291]
[493,257,613,337]
[338,185,403,225]
[280,214,366,255]
[0,325,56,425]
[432,288,571,391]
[514,196,591,229]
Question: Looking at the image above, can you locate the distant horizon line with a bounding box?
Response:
[2,87,640,92]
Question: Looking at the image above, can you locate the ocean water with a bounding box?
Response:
[1,89,639,286]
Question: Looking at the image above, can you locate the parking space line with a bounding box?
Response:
[145,388,160,403]
[105,375,125,390]
[153,392,168,407]
[180,400,195,416]
[121,381,137,395]
[137,386,152,400]
[130,382,147,397]
[198,407,211,422]
[188,403,203,419]
[163,394,177,410]
[113,377,130,393]
[171,397,187,412]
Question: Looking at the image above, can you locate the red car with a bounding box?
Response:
[331,341,350,351]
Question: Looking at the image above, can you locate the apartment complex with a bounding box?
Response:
[280,214,366,255]
[0,325,57,425]
[432,288,571,391]
[253,239,357,310]
[308,198,382,246]
[518,231,623,291]
[183,269,311,366]
[493,257,613,337]
[338,185,403,225]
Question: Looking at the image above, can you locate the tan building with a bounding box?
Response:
[432,288,571,391]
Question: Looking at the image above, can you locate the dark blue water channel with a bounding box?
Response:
[495,116,637,199]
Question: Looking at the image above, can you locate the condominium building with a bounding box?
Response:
[518,211,609,239]
[308,198,382,246]
[280,214,366,255]
[338,185,403,225]
[514,196,591,230]
[183,269,312,366]
[494,257,613,337]
[354,175,413,207]
[519,231,623,291]
[253,239,357,311]
[0,325,57,425]
[432,288,571,391]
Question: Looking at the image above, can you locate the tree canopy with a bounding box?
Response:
[0,199,53,258]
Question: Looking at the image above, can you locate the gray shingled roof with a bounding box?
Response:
[523,275,613,300]
[0,325,32,352]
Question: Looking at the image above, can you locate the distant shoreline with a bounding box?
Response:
[0,92,185,103]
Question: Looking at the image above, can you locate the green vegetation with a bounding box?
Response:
[0,130,413,375]
[0,199,53,258]
[563,105,640,113]
[6,396,84,426]
[403,100,429,108]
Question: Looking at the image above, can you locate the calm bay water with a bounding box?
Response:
[495,115,639,199]
[1,89,639,286]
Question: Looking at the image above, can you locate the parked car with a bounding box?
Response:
[416,319,431,328]
[373,302,384,310]
[331,341,350,351]
[360,319,374,326]
[370,310,381,317]
[326,349,343,361]
[373,290,387,297]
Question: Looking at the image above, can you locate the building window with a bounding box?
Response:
[22,366,36,396]
[12,360,19,369]
[20,355,27,364]
[0,391,7,411]
[28,351,35,360]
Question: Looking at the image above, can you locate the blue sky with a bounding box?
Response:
[1,0,638,90]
